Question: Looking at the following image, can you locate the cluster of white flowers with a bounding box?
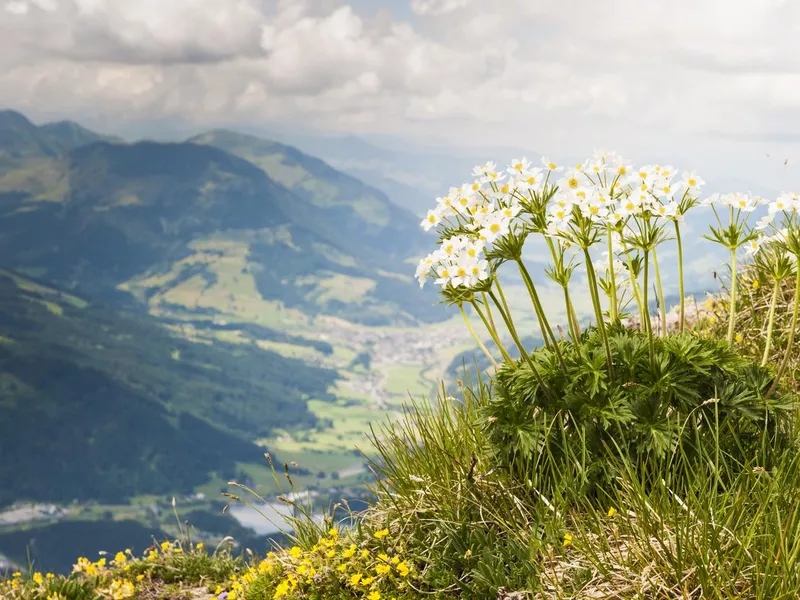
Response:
[415,235,489,289]
[545,151,705,237]
[755,192,800,231]
[416,150,708,290]
[417,157,551,288]
[703,192,767,213]
[745,228,792,256]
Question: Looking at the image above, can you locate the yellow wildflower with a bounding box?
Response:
[752,280,760,289]
[374,528,390,539]
[327,549,336,558]
[196,542,204,550]
[368,592,382,600]
[349,573,362,586]
[607,507,617,518]
[337,563,347,572]
[391,556,400,565]
[328,527,339,537]
[563,532,573,547]
[397,561,410,577]
[289,546,303,559]
[114,551,128,565]
[273,579,291,599]
[258,559,274,574]
[160,541,171,552]
[361,576,376,585]
[361,549,370,559]
[33,572,44,584]
[376,563,391,575]
[136,574,145,581]
[735,333,744,343]
[342,544,357,559]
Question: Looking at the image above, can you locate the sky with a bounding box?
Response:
[4,0,800,189]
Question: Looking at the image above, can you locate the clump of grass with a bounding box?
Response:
[0,541,243,600]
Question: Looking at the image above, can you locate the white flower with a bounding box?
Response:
[731,193,757,212]
[560,169,585,192]
[755,214,775,231]
[415,253,436,288]
[421,208,441,231]
[681,171,705,190]
[515,168,544,192]
[541,156,562,172]
[744,237,763,256]
[653,201,679,219]
[657,165,676,181]
[507,157,531,175]
[581,201,608,221]
[653,179,679,198]
[619,195,644,217]
[452,190,479,215]
[479,213,511,243]
[610,158,633,179]
[769,193,794,214]
[434,262,456,287]
[472,161,497,178]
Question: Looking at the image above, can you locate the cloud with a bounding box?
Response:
[3,0,800,186]
[4,0,266,64]
[410,0,472,16]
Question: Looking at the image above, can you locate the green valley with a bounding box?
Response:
[0,109,475,572]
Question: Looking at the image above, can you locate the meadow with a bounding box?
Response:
[3,150,800,599]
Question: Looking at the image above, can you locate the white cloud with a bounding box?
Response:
[3,0,800,186]
[410,0,472,16]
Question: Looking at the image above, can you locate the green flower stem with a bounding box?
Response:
[642,249,656,366]
[652,246,668,336]
[498,261,551,350]
[487,290,553,399]
[459,304,498,370]
[544,237,581,345]
[607,227,618,322]
[471,299,513,364]
[761,279,781,367]
[515,259,566,368]
[563,286,582,345]
[480,291,500,345]
[583,248,614,378]
[623,248,646,330]
[727,248,738,345]
[766,259,800,399]
[674,220,686,332]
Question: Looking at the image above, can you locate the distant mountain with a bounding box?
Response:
[0,269,336,506]
[273,132,535,216]
[0,110,63,160]
[38,119,122,150]
[0,124,441,325]
[189,130,427,257]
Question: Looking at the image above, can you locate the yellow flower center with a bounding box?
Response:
[490,223,501,233]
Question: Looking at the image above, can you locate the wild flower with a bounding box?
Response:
[415,149,711,378]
